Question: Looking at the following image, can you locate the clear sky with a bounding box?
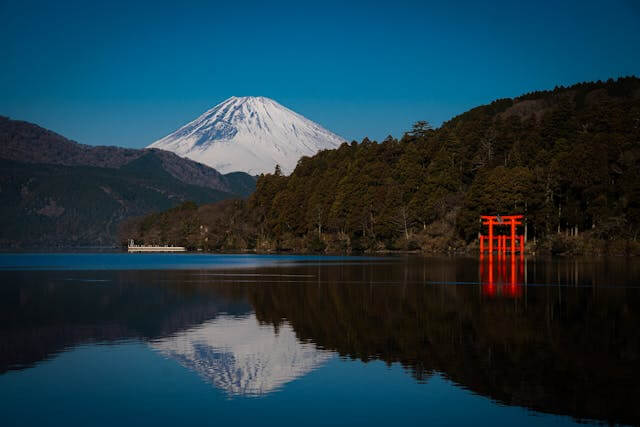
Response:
[1,0,639,148]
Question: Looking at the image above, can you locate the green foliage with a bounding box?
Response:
[131,77,640,254]
[305,234,327,253]
[408,120,434,137]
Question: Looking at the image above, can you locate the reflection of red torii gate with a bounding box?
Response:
[479,215,524,255]
[479,255,524,298]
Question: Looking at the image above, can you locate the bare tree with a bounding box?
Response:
[391,205,414,240]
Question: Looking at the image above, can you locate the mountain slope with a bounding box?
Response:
[148,96,344,174]
[0,116,256,196]
[0,156,236,247]
[0,117,257,247]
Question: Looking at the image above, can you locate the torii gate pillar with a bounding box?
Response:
[487,218,494,255]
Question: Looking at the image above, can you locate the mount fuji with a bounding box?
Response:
[148,96,345,175]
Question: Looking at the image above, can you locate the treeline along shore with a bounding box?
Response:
[120,77,640,255]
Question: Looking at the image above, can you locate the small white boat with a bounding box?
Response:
[127,239,186,252]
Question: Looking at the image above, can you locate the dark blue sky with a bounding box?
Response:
[1,0,639,147]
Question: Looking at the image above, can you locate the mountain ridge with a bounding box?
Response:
[148,96,345,174]
[0,117,257,247]
[0,116,255,195]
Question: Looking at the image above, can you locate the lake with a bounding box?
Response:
[0,253,638,426]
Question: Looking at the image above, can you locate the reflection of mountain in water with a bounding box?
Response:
[151,314,331,396]
[2,258,640,424]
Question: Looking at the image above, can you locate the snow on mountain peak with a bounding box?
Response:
[148,96,345,175]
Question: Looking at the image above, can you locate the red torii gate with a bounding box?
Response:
[479,215,524,255]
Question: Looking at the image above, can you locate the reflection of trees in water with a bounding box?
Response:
[1,258,639,424]
[0,270,251,374]
[243,259,640,425]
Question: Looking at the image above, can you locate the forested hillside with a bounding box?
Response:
[123,77,640,254]
[0,117,256,247]
[0,116,256,196]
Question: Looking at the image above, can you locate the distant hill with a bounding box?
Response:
[0,116,256,196]
[126,77,640,255]
[0,117,256,247]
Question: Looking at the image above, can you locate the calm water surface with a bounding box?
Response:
[1,254,638,426]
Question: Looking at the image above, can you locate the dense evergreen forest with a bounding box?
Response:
[122,77,640,255]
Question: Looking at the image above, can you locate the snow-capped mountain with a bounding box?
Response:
[150,314,332,396]
[148,96,345,175]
